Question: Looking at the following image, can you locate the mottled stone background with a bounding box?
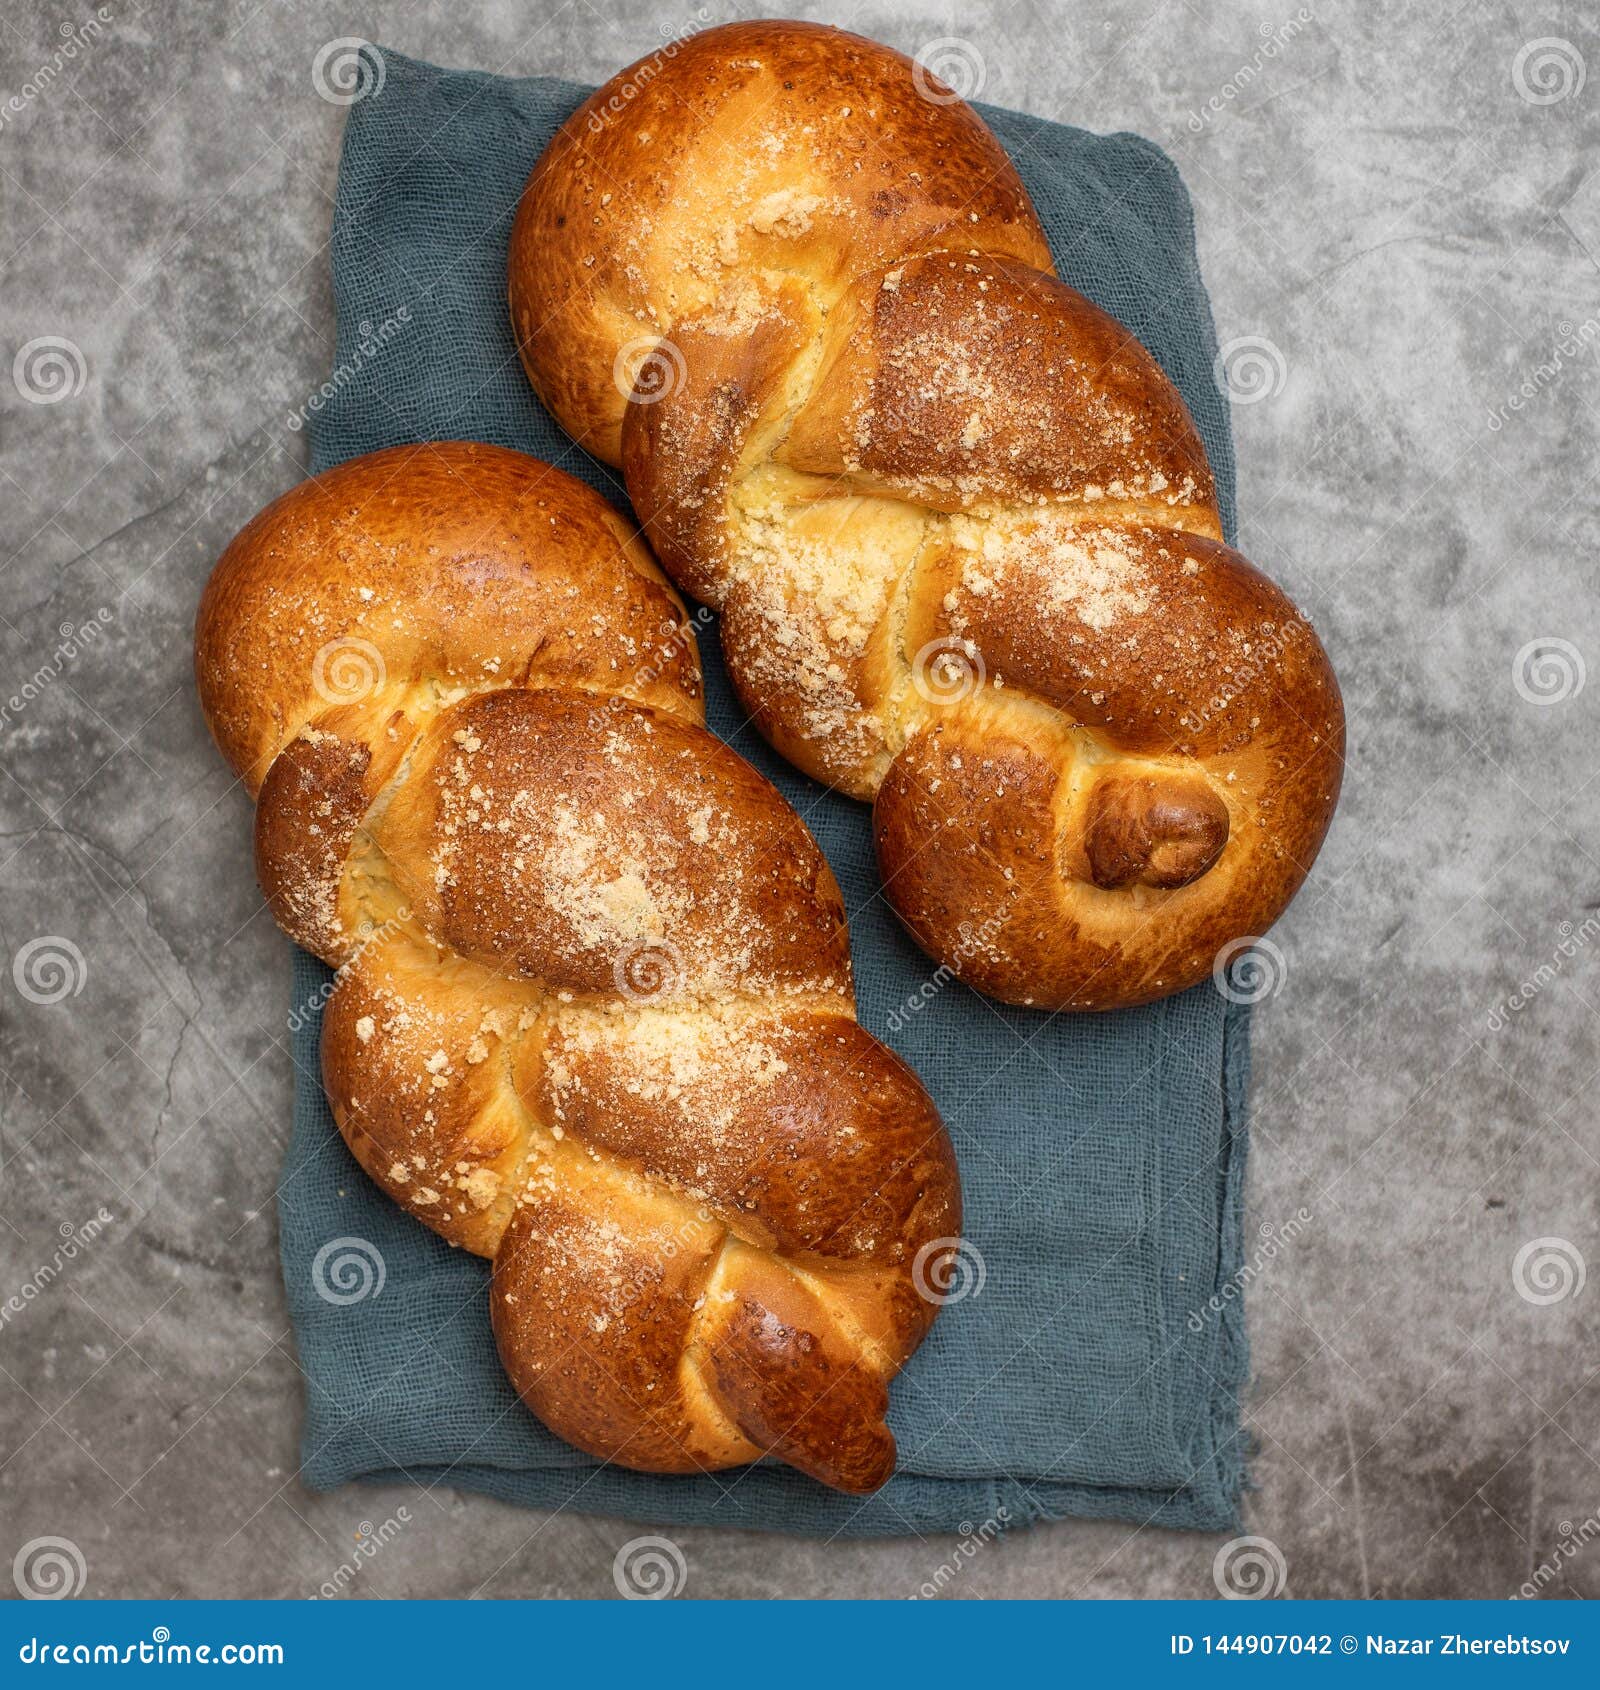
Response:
[1,0,1596,1601]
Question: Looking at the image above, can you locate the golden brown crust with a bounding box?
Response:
[196,443,961,1494]
[703,1263,898,1493]
[322,934,537,1257]
[778,255,1220,523]
[372,687,852,999]
[509,19,1053,464]
[538,1009,956,1267]
[514,20,1345,1010]
[622,273,817,604]
[195,440,701,794]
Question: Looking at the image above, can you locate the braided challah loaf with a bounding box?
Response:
[509,19,1344,1011]
[194,441,960,1493]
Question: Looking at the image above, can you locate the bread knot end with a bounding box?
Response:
[1084,774,1229,892]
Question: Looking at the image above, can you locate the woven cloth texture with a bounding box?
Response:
[281,45,1253,1537]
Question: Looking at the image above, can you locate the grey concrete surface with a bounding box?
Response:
[1,0,1598,1601]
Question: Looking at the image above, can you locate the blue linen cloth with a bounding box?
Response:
[280,45,1251,1536]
